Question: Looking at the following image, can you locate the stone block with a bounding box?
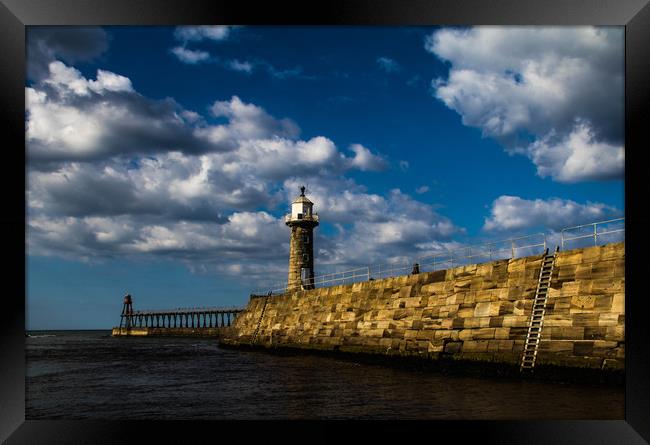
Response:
[473,328,496,339]
[458,307,475,318]
[445,294,460,305]
[441,319,454,329]
[547,287,561,298]
[452,318,465,329]
[454,280,472,291]
[402,329,419,339]
[507,258,527,273]
[474,302,493,317]
[583,327,608,340]
[392,309,410,320]
[557,265,577,279]
[574,264,592,280]
[509,327,529,340]
[496,340,514,351]
[598,313,619,326]
[611,293,625,314]
[494,327,510,339]
[501,315,530,327]
[594,295,614,310]
[463,340,489,352]
[444,341,462,354]
[476,263,493,276]
[591,264,615,279]
[496,288,512,301]
[489,316,504,327]
[553,297,572,310]
[549,326,584,340]
[538,340,574,352]
[591,278,617,295]
[582,245,603,260]
[463,317,481,328]
[570,295,595,309]
[573,341,594,356]
[478,317,492,327]
[423,319,443,329]
[481,279,497,290]
[544,314,573,327]
[414,330,436,341]
[427,341,444,353]
[613,265,625,278]
[606,325,625,341]
[399,286,413,299]
[498,301,515,315]
[361,337,381,347]
[434,330,453,340]
[463,291,477,304]
[513,300,531,315]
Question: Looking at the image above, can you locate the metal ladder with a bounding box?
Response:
[520,247,558,372]
[251,295,270,344]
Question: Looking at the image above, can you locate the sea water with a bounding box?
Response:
[26,330,624,420]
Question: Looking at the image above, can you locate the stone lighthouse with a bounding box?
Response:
[285,186,319,291]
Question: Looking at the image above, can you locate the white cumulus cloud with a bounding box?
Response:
[426,26,624,183]
[483,195,621,232]
[348,144,389,172]
[170,46,210,64]
[377,56,400,73]
[174,26,232,42]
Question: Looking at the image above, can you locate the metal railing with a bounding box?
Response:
[284,213,319,223]
[254,217,625,297]
[560,218,625,251]
[131,306,244,315]
[254,232,548,295]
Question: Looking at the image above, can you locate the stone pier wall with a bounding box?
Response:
[223,242,624,370]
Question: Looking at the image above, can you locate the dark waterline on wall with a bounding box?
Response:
[26,331,624,420]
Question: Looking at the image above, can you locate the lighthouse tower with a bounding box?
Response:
[285,186,319,291]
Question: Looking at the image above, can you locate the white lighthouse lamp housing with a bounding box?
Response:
[291,200,312,220]
[286,186,318,223]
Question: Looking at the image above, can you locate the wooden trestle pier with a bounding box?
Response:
[112,304,244,337]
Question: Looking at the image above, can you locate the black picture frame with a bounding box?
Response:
[2,0,649,442]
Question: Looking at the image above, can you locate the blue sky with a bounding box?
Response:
[26,26,624,329]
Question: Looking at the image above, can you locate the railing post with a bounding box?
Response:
[367,266,370,281]
[594,223,598,246]
[511,240,515,258]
